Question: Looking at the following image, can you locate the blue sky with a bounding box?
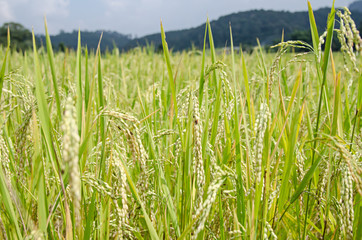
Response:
[0,0,356,37]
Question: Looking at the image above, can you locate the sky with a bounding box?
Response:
[0,0,357,37]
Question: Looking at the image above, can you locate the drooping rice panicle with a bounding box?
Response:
[62,97,81,225]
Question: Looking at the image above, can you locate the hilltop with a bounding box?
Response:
[1,4,362,52]
[125,7,362,51]
[38,30,131,52]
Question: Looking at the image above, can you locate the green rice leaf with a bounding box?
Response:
[44,17,61,119]
[161,21,178,116]
[0,27,10,101]
[0,165,22,238]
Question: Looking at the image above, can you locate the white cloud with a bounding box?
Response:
[104,0,127,9]
[0,0,69,20]
[0,0,70,33]
[31,0,70,17]
[0,1,14,22]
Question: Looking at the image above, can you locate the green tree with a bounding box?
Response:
[0,22,32,51]
[58,42,66,52]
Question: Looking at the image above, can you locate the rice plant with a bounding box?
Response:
[0,1,361,239]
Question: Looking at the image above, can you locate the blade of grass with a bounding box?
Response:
[97,46,106,178]
[288,151,324,205]
[208,20,222,146]
[219,192,225,240]
[0,159,22,238]
[207,18,217,88]
[30,110,48,235]
[32,29,73,238]
[304,2,335,239]
[350,74,362,151]
[0,26,10,101]
[136,88,181,237]
[84,47,89,110]
[44,17,61,119]
[32,29,53,165]
[198,23,207,105]
[308,1,320,54]
[160,21,178,117]
[80,33,102,171]
[278,68,303,211]
[354,194,362,240]
[177,212,200,240]
[240,46,254,127]
[75,30,83,137]
[120,159,160,240]
[230,22,246,232]
[331,73,342,137]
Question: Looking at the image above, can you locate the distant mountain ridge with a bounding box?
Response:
[39,30,131,52]
[41,4,362,52]
[125,7,362,51]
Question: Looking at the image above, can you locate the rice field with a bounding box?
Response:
[0,2,361,240]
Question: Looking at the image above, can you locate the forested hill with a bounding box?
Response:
[38,30,131,52]
[2,5,362,52]
[124,7,362,51]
